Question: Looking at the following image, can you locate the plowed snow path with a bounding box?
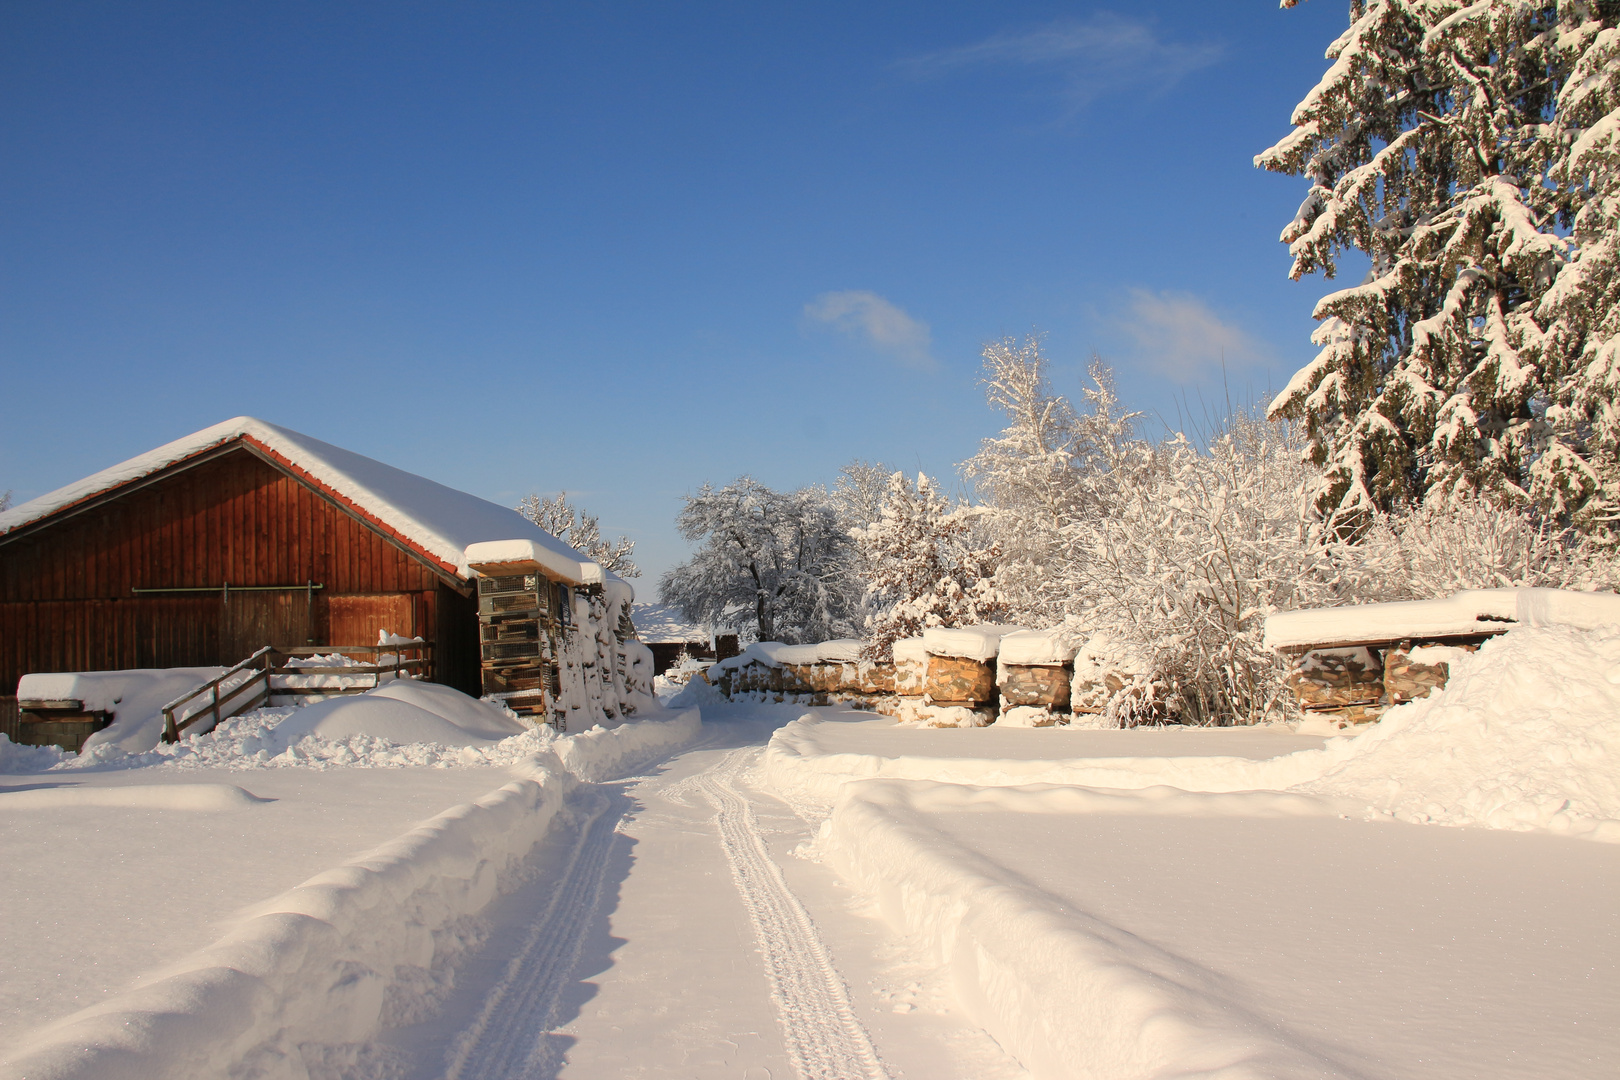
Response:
[694,746,889,1080]
[374,710,1023,1080]
[443,792,618,1080]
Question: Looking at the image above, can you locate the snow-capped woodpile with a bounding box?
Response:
[465,540,657,733]
[1265,588,1620,725]
[715,625,1127,727]
[711,640,895,708]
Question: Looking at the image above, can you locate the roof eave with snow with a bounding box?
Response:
[0,416,598,585]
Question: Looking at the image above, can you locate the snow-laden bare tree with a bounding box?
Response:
[963,338,1141,623]
[854,470,1006,660]
[1327,496,1614,600]
[1259,0,1618,534]
[1061,417,1336,725]
[517,491,640,577]
[659,477,857,644]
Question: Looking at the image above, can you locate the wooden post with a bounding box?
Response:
[163,707,178,744]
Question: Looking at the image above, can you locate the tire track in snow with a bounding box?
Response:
[442,790,620,1080]
[696,746,890,1080]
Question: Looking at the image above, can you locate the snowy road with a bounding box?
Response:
[375,706,1023,1080]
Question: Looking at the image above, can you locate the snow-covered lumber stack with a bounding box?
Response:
[995,629,1077,727]
[709,640,893,707]
[1265,588,1620,724]
[464,540,654,733]
[893,625,1022,727]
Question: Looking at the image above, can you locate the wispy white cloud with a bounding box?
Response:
[804,290,934,369]
[898,13,1222,112]
[1115,288,1270,380]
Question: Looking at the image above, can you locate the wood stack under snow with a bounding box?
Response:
[712,622,1174,725]
[1263,588,1620,725]
[996,629,1078,726]
[709,640,893,707]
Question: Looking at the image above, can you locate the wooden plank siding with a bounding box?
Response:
[0,445,481,696]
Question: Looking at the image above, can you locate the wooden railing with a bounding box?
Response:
[161,647,275,743]
[159,641,434,743]
[269,642,433,697]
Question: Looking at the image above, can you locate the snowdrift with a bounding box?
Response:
[794,624,1620,1079]
[817,781,1343,1080]
[16,667,229,754]
[775,625,1620,839]
[0,707,701,1080]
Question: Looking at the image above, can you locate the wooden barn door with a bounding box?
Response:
[325,594,417,648]
[221,591,315,662]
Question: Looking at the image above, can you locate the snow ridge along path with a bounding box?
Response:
[696,746,890,1080]
[443,790,620,1080]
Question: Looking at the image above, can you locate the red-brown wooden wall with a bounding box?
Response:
[0,445,480,695]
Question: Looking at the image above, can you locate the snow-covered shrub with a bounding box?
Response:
[1325,498,1619,602]
[1062,416,1331,725]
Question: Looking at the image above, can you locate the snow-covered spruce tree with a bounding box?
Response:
[659,477,857,644]
[517,491,640,577]
[1539,12,1620,534]
[854,471,1005,661]
[1259,1,1598,530]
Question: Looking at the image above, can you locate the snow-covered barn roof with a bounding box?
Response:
[0,416,604,585]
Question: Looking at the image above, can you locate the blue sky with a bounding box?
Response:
[1,1,1348,584]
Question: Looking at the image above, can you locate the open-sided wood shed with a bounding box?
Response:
[0,416,600,729]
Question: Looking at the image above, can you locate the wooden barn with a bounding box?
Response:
[0,416,606,732]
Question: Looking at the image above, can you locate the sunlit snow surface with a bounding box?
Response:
[784,624,1620,1079]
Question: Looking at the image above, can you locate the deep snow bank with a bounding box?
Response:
[772,626,1620,840]
[0,708,701,1080]
[816,781,1339,1080]
[761,715,1327,816]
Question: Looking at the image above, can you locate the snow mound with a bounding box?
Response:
[16,667,230,754]
[996,629,1078,666]
[1298,624,1620,838]
[922,625,1025,661]
[270,695,502,750]
[0,782,269,811]
[368,680,529,740]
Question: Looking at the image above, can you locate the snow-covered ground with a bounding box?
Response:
[0,765,510,1047]
[3,623,1616,1079]
[0,684,702,1080]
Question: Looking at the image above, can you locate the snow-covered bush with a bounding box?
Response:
[1324,498,1618,602]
